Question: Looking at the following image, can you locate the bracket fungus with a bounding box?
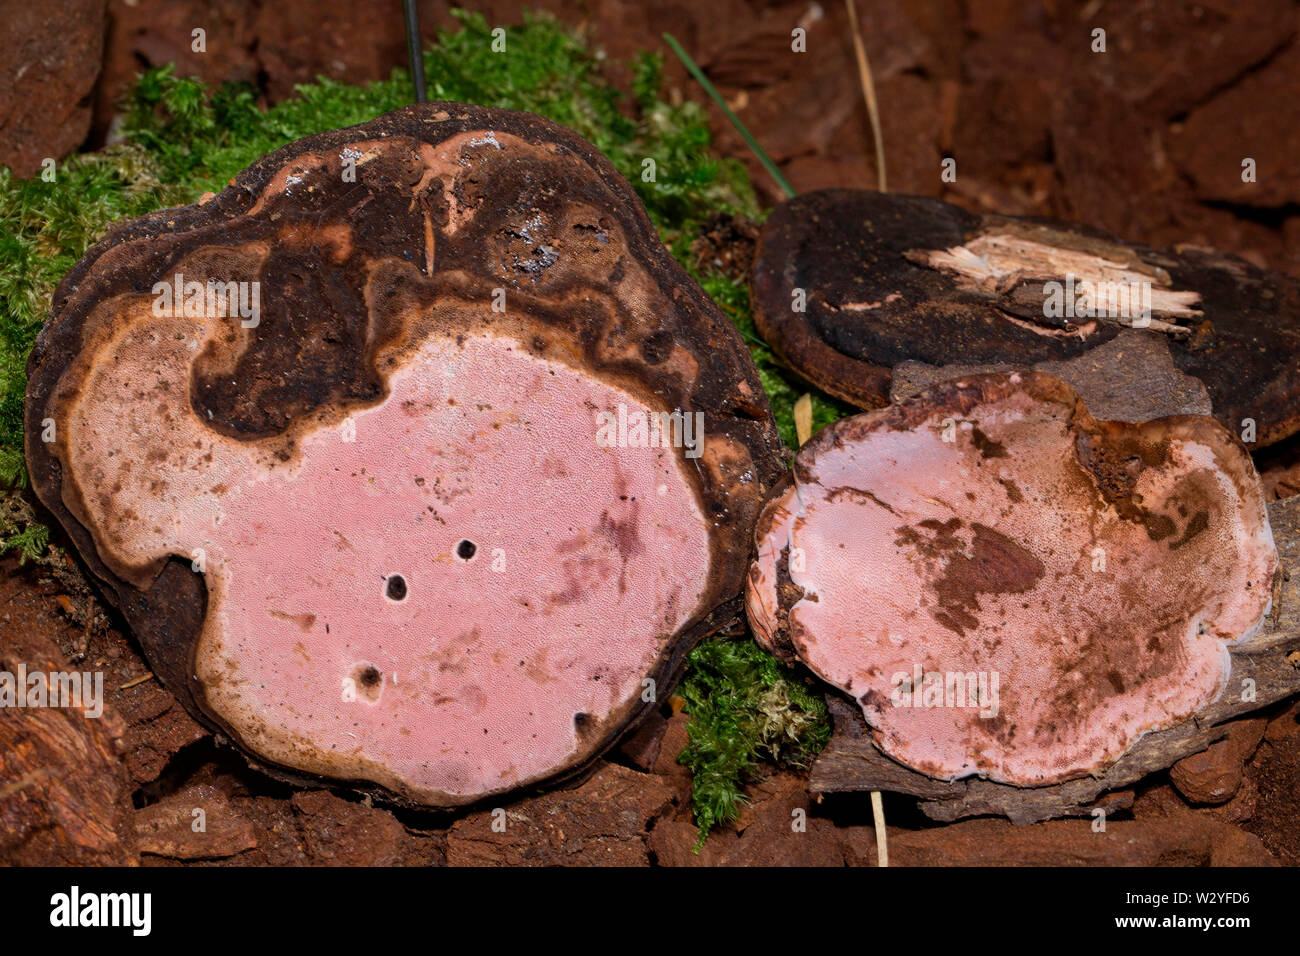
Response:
[25,103,785,807]
[746,371,1278,786]
[751,189,1300,446]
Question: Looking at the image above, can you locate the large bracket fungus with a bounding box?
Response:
[25,104,785,807]
[747,371,1278,787]
[751,189,1300,446]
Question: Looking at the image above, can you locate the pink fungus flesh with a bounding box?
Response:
[747,371,1277,786]
[62,326,710,803]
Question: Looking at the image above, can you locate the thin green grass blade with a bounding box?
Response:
[662,33,797,199]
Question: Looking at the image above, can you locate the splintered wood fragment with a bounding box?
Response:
[809,495,1300,824]
[751,191,1300,447]
[870,788,888,867]
[908,235,1203,324]
[0,630,134,864]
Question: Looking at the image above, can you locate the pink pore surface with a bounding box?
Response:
[68,326,711,802]
[747,383,1276,785]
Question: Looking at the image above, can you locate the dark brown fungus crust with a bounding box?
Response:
[751,189,1300,447]
[747,371,1278,786]
[25,103,785,808]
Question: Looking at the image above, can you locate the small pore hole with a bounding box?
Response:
[456,539,477,561]
[385,574,408,601]
[350,664,383,703]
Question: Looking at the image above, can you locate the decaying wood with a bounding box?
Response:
[810,495,1300,824]
[891,329,1214,425]
[751,190,1300,447]
[0,629,135,864]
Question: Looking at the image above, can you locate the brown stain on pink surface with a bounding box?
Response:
[269,609,318,633]
[894,519,1045,636]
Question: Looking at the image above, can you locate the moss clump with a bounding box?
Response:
[0,7,843,840]
[676,637,831,847]
[0,493,51,564]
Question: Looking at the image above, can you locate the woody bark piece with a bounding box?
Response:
[1169,718,1267,806]
[444,761,673,866]
[751,190,1300,446]
[1173,42,1300,209]
[808,494,1300,824]
[134,784,257,860]
[891,330,1214,424]
[0,627,135,865]
[25,103,786,809]
[0,0,106,177]
[874,814,1275,867]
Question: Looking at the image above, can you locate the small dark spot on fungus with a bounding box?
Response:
[641,329,674,364]
[385,574,408,601]
[970,425,1008,459]
[456,539,477,561]
[1169,510,1210,550]
[349,663,384,703]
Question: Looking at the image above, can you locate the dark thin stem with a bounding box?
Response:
[403,0,427,103]
[662,33,796,199]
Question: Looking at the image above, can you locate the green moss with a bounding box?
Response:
[676,637,831,848]
[0,7,845,839]
[0,493,51,564]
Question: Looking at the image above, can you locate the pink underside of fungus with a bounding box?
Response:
[65,328,709,801]
[747,371,1277,786]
